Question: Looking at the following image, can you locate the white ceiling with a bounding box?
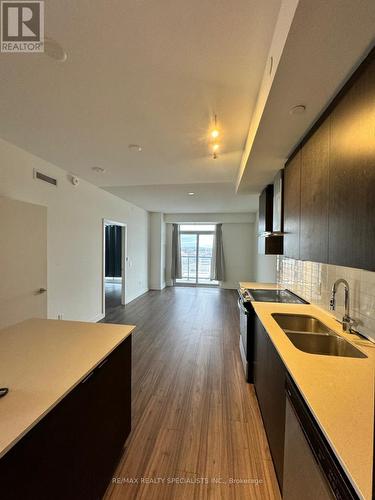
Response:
[0,0,281,213]
[106,183,259,213]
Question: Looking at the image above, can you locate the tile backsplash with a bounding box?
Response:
[277,257,375,343]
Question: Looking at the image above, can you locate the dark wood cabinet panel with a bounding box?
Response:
[283,150,301,259]
[300,118,330,263]
[254,317,269,416]
[265,340,286,490]
[258,235,283,255]
[254,317,286,491]
[258,184,274,233]
[0,336,132,500]
[329,56,375,271]
[87,337,132,498]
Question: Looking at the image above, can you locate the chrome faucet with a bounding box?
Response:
[330,279,356,333]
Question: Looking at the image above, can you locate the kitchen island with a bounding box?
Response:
[0,318,134,500]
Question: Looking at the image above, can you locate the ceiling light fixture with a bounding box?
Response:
[188,192,195,196]
[211,114,220,139]
[92,166,106,173]
[128,144,142,152]
[210,114,220,160]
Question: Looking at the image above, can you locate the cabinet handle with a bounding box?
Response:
[98,358,108,370]
[81,371,94,384]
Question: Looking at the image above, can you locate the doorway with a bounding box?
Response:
[175,224,218,286]
[102,220,127,315]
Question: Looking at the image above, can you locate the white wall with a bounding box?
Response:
[253,211,277,282]
[149,212,166,290]
[221,222,255,289]
[164,213,256,224]
[0,138,149,322]
[164,213,256,289]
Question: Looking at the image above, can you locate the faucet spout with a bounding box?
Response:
[329,278,355,333]
[330,279,355,332]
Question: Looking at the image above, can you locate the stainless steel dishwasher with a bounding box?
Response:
[283,375,358,500]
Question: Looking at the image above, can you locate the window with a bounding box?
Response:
[176,224,218,285]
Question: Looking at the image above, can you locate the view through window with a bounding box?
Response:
[176,225,218,285]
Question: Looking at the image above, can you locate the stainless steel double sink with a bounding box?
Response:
[272,314,367,358]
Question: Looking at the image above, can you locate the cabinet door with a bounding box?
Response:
[329,56,375,270]
[265,337,286,490]
[254,318,286,491]
[300,119,330,263]
[283,150,301,259]
[253,317,269,418]
[86,336,132,498]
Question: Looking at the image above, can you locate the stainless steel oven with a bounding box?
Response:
[238,295,254,382]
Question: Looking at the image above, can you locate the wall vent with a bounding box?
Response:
[33,169,57,186]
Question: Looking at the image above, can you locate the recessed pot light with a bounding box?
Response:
[44,37,68,62]
[92,166,106,173]
[289,104,306,115]
[128,144,142,152]
[188,192,195,196]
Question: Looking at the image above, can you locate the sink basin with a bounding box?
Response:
[272,314,330,334]
[285,331,367,358]
[272,313,367,359]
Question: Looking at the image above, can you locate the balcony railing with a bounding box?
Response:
[178,255,213,283]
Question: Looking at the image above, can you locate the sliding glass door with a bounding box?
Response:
[179,233,197,283]
[176,225,218,285]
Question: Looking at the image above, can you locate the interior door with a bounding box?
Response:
[0,197,47,330]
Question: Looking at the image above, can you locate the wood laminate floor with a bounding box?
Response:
[102,286,281,500]
[105,282,122,310]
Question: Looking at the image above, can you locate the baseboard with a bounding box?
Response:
[149,284,166,291]
[125,288,149,305]
[92,313,105,323]
[219,282,237,290]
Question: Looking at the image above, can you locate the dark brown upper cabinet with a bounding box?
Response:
[283,150,301,260]
[329,57,375,271]
[300,119,330,263]
[283,47,375,271]
[258,184,283,255]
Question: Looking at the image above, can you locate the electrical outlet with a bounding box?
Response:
[57,314,63,320]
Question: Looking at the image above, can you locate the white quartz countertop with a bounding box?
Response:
[251,300,374,499]
[0,318,134,459]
